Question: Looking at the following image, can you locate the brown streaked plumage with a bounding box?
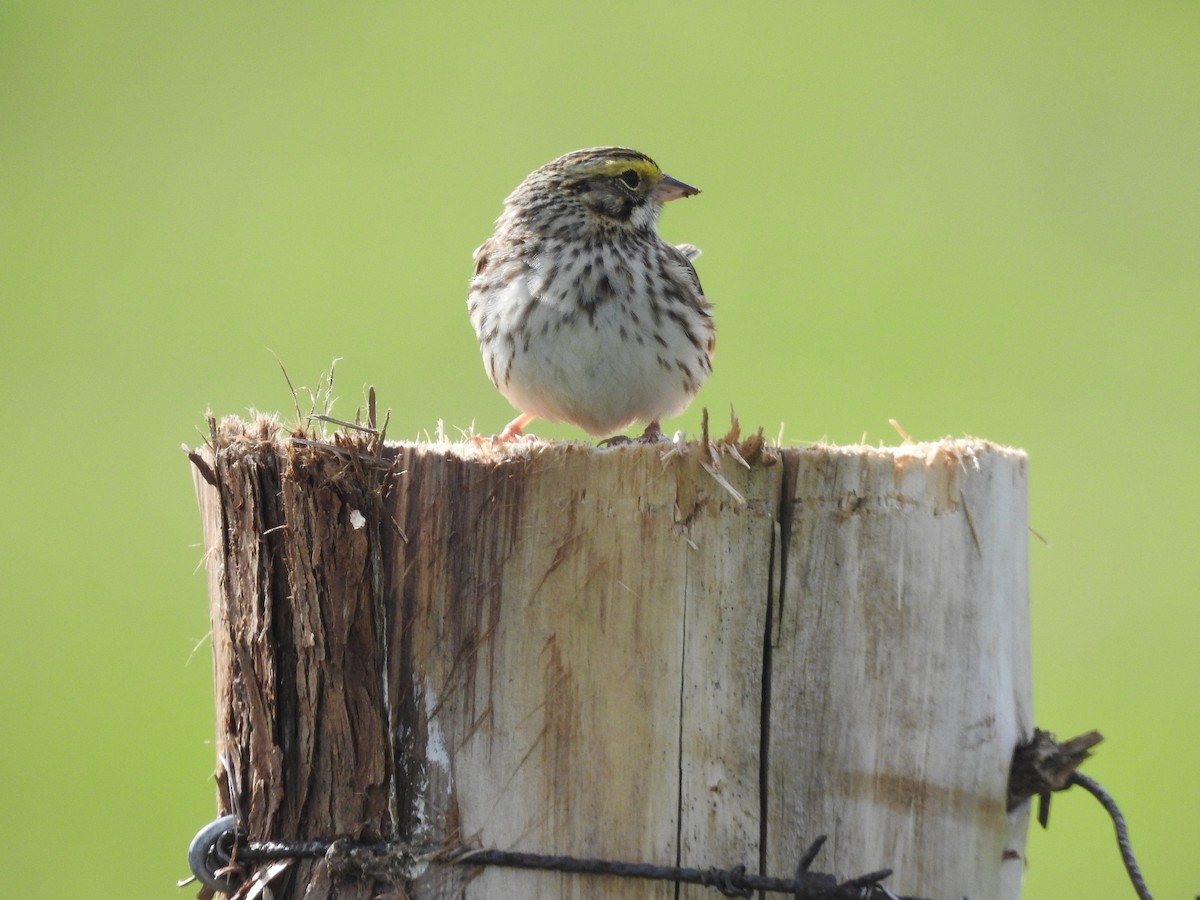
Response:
[468,147,714,441]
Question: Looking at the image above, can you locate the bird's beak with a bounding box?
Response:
[652,173,700,202]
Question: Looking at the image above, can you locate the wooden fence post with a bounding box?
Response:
[191,416,1031,899]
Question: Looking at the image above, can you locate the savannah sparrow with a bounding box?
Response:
[468,147,714,441]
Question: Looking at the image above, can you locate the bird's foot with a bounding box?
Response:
[471,412,537,445]
[638,421,667,443]
[597,434,632,447]
[598,421,668,447]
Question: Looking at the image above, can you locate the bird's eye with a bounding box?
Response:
[618,169,640,189]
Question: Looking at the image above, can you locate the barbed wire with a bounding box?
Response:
[186,817,927,899]
[1067,772,1151,900]
[187,729,1155,899]
[1006,729,1152,900]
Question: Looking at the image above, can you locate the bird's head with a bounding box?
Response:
[509,147,699,237]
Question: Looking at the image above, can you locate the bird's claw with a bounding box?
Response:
[598,421,667,447]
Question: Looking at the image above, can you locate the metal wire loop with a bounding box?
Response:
[187,814,244,894]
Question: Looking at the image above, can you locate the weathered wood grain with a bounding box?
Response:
[766,443,1032,898]
[193,419,1030,899]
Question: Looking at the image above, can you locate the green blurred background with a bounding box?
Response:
[2,2,1196,896]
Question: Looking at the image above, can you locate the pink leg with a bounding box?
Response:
[497,412,536,442]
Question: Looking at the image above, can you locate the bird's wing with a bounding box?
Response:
[669,242,706,301]
[471,239,493,279]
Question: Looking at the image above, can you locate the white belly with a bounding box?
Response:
[475,262,710,435]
